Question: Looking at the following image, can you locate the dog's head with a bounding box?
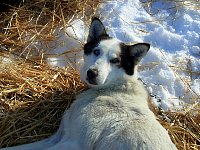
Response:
[81,18,150,87]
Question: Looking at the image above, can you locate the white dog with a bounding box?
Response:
[1,18,177,150]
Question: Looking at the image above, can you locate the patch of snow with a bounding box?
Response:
[191,79,200,94]
[191,46,200,56]
[45,19,86,69]
[0,56,12,70]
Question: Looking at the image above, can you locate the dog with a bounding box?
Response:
[1,18,177,150]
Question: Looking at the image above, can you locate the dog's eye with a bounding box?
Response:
[93,49,100,56]
[110,58,120,64]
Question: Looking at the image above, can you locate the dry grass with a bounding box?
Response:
[0,0,200,149]
[149,101,200,150]
[0,0,100,60]
[0,60,86,147]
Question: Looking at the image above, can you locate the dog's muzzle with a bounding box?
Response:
[87,69,98,85]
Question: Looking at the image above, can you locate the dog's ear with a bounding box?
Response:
[128,43,150,64]
[121,43,150,75]
[87,18,108,42]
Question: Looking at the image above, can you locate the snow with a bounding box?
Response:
[46,0,199,110]
[45,19,85,69]
[191,79,200,94]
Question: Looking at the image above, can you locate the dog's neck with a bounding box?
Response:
[88,76,150,112]
[91,76,144,94]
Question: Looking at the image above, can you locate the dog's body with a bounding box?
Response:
[1,18,177,150]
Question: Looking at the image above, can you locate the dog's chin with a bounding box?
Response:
[85,78,112,88]
[85,78,105,88]
[87,78,97,85]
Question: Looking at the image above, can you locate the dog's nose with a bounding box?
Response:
[87,69,98,79]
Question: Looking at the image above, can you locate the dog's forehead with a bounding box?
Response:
[98,38,121,55]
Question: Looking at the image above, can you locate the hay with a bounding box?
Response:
[0,59,86,147]
[0,0,200,149]
[150,102,200,150]
[0,0,101,60]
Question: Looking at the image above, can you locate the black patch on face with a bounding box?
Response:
[84,35,111,55]
[120,43,136,75]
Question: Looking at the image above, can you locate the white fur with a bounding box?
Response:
[1,37,177,150]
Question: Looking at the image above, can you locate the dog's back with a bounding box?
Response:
[66,78,176,150]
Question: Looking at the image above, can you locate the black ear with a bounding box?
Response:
[120,43,150,75]
[128,43,150,64]
[87,18,108,43]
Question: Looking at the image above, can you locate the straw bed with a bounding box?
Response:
[0,0,101,60]
[0,60,86,147]
[152,104,200,150]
